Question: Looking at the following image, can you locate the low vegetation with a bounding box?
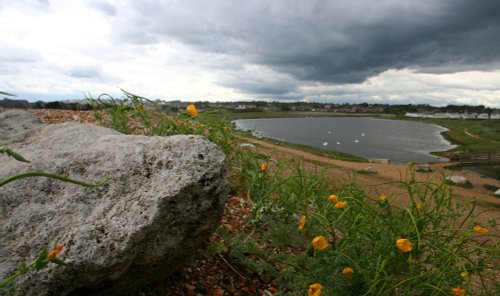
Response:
[91,92,499,295]
[2,91,498,295]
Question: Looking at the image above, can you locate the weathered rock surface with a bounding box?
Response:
[0,110,228,295]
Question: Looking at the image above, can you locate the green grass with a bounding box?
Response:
[395,116,500,152]
[94,96,496,295]
[7,93,497,295]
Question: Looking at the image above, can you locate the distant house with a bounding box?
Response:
[405,112,500,120]
[235,104,257,110]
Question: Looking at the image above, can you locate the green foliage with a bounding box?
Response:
[0,91,16,97]
[0,242,67,291]
[222,152,499,295]
[80,90,498,295]
[87,90,236,155]
[0,146,30,162]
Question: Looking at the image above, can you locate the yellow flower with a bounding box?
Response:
[328,194,338,203]
[378,193,386,201]
[226,140,233,145]
[473,225,489,233]
[48,244,63,261]
[416,203,422,210]
[298,216,306,231]
[312,236,328,250]
[460,271,467,279]
[396,238,412,252]
[135,104,143,113]
[334,201,347,209]
[342,267,354,284]
[342,267,354,276]
[261,163,268,172]
[186,104,198,117]
[451,286,466,296]
[308,283,323,296]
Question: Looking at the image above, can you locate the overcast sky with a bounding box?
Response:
[1,0,499,107]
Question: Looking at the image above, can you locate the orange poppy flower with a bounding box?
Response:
[312,236,328,250]
[298,216,306,231]
[334,201,347,209]
[186,104,198,117]
[396,238,412,252]
[308,283,323,296]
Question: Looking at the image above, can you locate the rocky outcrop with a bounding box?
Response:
[0,110,228,295]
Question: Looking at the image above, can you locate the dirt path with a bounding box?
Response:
[464,128,500,144]
[241,137,500,221]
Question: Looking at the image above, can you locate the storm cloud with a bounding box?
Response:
[1,0,500,106]
[112,0,500,94]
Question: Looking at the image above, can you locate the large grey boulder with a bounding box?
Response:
[0,110,228,295]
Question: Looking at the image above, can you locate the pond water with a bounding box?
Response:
[234,117,456,163]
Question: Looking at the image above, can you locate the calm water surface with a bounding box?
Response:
[234,117,455,163]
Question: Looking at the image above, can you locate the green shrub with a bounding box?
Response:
[87,91,499,295]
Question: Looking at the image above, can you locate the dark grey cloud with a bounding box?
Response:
[115,1,500,96]
[217,71,298,95]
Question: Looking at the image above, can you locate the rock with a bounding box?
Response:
[0,98,29,109]
[0,109,43,145]
[0,111,228,295]
[361,167,377,174]
[446,175,468,185]
[445,175,473,188]
[416,164,432,172]
[368,158,390,164]
[239,143,256,148]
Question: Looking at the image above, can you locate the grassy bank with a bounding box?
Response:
[239,133,367,163]
[392,116,500,152]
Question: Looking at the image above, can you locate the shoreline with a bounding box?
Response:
[234,116,455,164]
